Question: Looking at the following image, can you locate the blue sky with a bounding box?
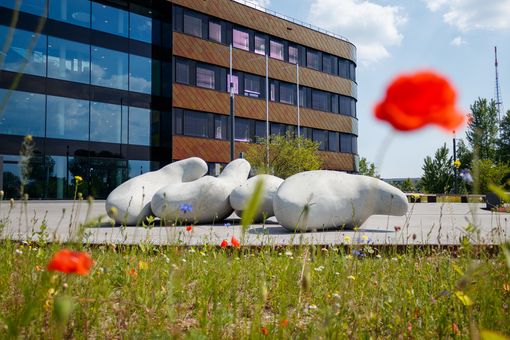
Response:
[242,0,510,178]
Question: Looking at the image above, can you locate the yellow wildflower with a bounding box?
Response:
[74,175,83,184]
[347,275,356,280]
[343,235,351,243]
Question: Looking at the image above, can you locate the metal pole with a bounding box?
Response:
[265,54,269,169]
[229,44,235,161]
[453,131,457,194]
[296,63,300,139]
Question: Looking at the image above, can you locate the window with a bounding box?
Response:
[270,40,284,60]
[129,160,151,179]
[91,3,128,37]
[270,123,285,136]
[350,62,356,81]
[255,35,265,55]
[307,50,320,70]
[339,96,351,115]
[2,0,46,16]
[215,115,228,140]
[197,67,215,89]
[255,120,267,140]
[289,45,298,64]
[331,94,339,114]
[323,55,334,74]
[227,74,239,94]
[233,28,249,51]
[270,82,276,101]
[244,74,260,98]
[0,26,46,77]
[90,102,123,143]
[46,95,89,141]
[130,12,152,43]
[173,108,183,134]
[183,12,202,38]
[0,89,45,137]
[48,36,90,84]
[313,130,327,151]
[352,136,358,154]
[350,99,357,117]
[339,59,349,79]
[176,60,190,84]
[280,83,295,105]
[235,118,251,142]
[183,111,209,137]
[91,46,128,90]
[129,55,153,94]
[49,0,90,28]
[209,21,222,43]
[340,133,352,153]
[328,132,339,152]
[299,87,306,107]
[312,90,328,111]
[129,107,150,146]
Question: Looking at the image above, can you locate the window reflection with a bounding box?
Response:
[128,160,151,179]
[91,2,128,37]
[0,89,45,137]
[176,60,190,84]
[91,46,128,90]
[255,35,265,55]
[340,133,352,153]
[129,107,150,145]
[90,101,122,143]
[46,95,89,141]
[214,115,228,140]
[270,40,283,60]
[288,45,298,64]
[48,36,90,84]
[183,111,208,137]
[183,12,202,38]
[209,21,222,43]
[196,67,215,89]
[0,26,46,76]
[244,74,260,98]
[49,0,90,28]
[1,0,47,16]
[233,29,249,51]
[129,54,152,94]
[235,118,251,142]
[307,50,320,70]
[130,12,152,43]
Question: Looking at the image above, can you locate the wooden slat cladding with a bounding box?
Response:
[173,84,354,133]
[173,32,356,98]
[173,135,355,171]
[170,0,356,62]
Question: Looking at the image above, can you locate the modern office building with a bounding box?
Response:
[0,0,358,199]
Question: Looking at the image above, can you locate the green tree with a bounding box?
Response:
[419,144,453,194]
[466,98,498,161]
[399,178,415,192]
[245,133,322,179]
[497,110,510,164]
[358,157,379,177]
[472,159,510,194]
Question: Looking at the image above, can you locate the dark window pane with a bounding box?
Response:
[350,62,356,81]
[255,34,265,55]
[214,115,228,140]
[270,123,284,136]
[352,136,358,154]
[235,118,251,142]
[255,120,267,140]
[183,12,202,38]
[0,89,45,137]
[328,131,339,152]
[339,58,349,78]
[244,74,260,98]
[174,109,183,134]
[197,66,215,89]
[340,133,352,153]
[90,102,123,143]
[331,94,339,113]
[270,40,283,60]
[46,95,89,140]
[50,0,90,28]
[312,90,328,111]
[323,55,333,74]
[339,96,351,116]
[129,107,150,145]
[176,60,190,84]
[313,129,327,151]
[129,160,151,178]
[209,21,222,43]
[270,82,276,101]
[48,36,90,84]
[91,46,128,90]
[183,111,208,137]
[280,83,295,105]
[2,0,46,16]
[233,28,249,50]
[299,87,305,107]
[289,45,298,64]
[130,12,152,43]
[0,26,46,76]
[350,98,357,117]
[129,54,152,94]
[307,50,319,70]
[91,2,128,37]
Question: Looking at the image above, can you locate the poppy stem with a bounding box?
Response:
[374,130,395,176]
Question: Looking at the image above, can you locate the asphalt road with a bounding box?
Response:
[0,200,508,245]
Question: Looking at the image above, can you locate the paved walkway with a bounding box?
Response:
[0,200,508,245]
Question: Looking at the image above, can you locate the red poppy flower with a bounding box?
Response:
[186,225,193,232]
[231,236,240,248]
[220,239,228,248]
[374,70,465,131]
[280,319,289,327]
[261,326,269,336]
[47,249,93,275]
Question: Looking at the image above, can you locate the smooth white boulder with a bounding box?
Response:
[273,171,408,231]
[105,157,208,225]
[151,159,251,224]
[229,174,283,222]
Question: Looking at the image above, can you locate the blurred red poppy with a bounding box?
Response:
[220,239,228,248]
[231,236,240,248]
[374,70,465,131]
[47,249,93,275]
[261,326,269,336]
[186,225,193,232]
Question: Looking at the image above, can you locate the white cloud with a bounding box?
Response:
[235,0,270,9]
[450,36,465,46]
[308,0,407,65]
[423,0,510,31]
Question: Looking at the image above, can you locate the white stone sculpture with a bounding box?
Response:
[273,171,408,231]
[105,157,208,225]
[151,159,251,224]
[229,174,283,222]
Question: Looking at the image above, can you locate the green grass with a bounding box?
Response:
[0,241,509,338]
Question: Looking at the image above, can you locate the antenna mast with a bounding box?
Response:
[494,46,503,124]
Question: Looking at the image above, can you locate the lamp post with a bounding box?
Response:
[229,44,235,161]
[452,131,458,194]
